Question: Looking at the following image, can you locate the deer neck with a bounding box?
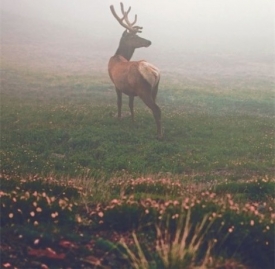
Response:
[115,45,135,61]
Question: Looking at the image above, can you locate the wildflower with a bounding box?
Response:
[34,221,39,226]
[98,212,104,218]
[36,207,42,212]
[9,213,13,218]
[59,199,67,209]
[250,220,255,226]
[111,199,119,204]
[51,212,58,218]
[210,193,216,198]
[34,239,40,245]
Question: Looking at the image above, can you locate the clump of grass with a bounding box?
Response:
[119,232,151,269]
[0,176,80,226]
[214,177,275,201]
[109,177,185,198]
[89,194,274,268]
[0,174,81,199]
[155,209,215,268]
[117,209,249,269]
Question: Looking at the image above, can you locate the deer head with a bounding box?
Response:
[110,2,151,60]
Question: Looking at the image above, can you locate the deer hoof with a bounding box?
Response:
[157,134,163,140]
[157,129,164,140]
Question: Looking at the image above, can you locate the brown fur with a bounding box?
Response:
[108,53,162,139]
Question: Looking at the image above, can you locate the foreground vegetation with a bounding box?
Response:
[1,66,274,268]
[1,174,274,268]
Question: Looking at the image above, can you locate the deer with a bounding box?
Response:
[108,2,162,139]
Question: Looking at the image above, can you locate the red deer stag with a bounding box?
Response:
[108,2,162,139]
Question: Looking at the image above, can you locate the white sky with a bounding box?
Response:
[1,0,274,55]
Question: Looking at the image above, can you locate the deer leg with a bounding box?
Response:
[116,89,122,119]
[152,81,159,102]
[129,95,135,121]
[139,94,162,139]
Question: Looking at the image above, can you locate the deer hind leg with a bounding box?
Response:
[139,93,162,139]
[116,89,122,119]
[129,95,135,121]
[152,80,159,102]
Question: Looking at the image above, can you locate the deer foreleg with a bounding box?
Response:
[116,89,122,118]
[129,95,135,121]
[152,104,162,139]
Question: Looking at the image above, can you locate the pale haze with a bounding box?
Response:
[1,0,274,75]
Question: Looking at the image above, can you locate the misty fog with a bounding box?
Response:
[1,0,274,77]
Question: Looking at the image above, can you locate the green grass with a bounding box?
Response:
[1,66,274,180]
[1,65,274,268]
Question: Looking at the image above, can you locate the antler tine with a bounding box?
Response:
[120,2,131,18]
[110,2,142,33]
[120,3,134,25]
[120,3,142,31]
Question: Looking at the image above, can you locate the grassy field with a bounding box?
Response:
[1,64,275,268]
[1,65,274,179]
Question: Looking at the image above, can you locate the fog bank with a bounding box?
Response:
[1,0,274,76]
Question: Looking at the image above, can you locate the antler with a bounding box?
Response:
[110,2,143,34]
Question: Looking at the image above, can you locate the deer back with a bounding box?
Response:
[109,56,160,96]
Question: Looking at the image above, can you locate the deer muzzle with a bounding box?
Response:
[145,40,152,47]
